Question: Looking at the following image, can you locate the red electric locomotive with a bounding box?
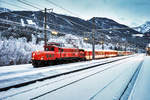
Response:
[32,42,85,67]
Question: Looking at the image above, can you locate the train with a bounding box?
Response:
[32,42,133,67]
[146,44,150,56]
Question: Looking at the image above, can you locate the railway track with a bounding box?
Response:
[0,55,136,92]
[118,59,144,100]
[2,56,144,100]
[30,55,143,100]
[31,59,130,100]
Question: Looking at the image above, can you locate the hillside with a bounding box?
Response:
[0,9,149,66]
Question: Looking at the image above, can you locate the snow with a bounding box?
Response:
[132,34,143,37]
[134,21,150,33]
[106,35,111,39]
[147,43,150,47]
[20,19,25,26]
[64,18,73,26]
[46,25,49,29]
[26,19,36,25]
[0,55,144,100]
[0,36,43,66]
[0,55,132,90]
[128,56,150,100]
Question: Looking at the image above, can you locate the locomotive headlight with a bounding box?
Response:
[33,53,35,56]
[41,57,44,60]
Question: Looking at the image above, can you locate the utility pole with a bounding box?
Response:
[92,18,95,60]
[44,8,47,51]
[43,8,53,51]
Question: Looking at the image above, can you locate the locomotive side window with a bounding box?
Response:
[49,47,54,51]
[45,47,54,51]
[59,48,61,52]
[45,48,49,51]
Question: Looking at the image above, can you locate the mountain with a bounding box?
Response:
[0,7,11,12]
[134,21,150,33]
[0,10,146,46]
[1,8,149,66]
[0,10,149,49]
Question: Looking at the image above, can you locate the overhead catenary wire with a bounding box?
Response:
[0,9,89,33]
[17,0,93,32]
[23,0,46,9]
[1,0,29,10]
[0,1,143,54]
[0,1,90,33]
[0,18,89,38]
[1,19,139,36]
[0,16,88,42]
[17,0,42,10]
[1,1,141,33]
[44,0,142,53]
[0,10,139,34]
[45,0,139,32]
[45,0,100,32]
[50,12,92,32]
[45,0,82,18]
[18,0,94,33]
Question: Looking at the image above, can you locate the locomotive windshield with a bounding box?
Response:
[45,47,55,51]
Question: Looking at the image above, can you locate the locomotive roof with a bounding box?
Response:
[47,42,60,46]
[84,49,117,52]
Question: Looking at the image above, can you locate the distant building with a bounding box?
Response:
[132,34,143,37]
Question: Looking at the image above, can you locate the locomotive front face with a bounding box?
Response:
[32,51,56,61]
[32,51,45,61]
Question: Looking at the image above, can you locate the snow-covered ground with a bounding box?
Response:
[0,54,144,100]
[128,56,150,100]
[0,55,132,90]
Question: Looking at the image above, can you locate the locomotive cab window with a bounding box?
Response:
[45,47,55,51]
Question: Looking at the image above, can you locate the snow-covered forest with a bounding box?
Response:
[0,33,116,66]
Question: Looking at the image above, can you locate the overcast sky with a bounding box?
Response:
[0,0,150,27]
